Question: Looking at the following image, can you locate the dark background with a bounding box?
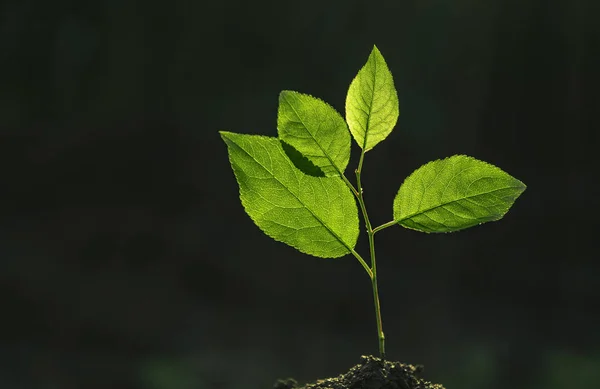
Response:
[1,0,598,388]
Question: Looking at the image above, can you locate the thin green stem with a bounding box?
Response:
[370,248,385,359]
[354,150,386,359]
[350,247,372,279]
[337,170,369,277]
[357,147,366,176]
[373,220,398,234]
[339,171,359,197]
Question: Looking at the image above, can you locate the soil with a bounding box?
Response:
[273,355,445,389]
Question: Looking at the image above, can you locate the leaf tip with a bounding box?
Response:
[219,130,232,141]
[370,45,385,60]
[279,90,294,100]
[219,131,246,149]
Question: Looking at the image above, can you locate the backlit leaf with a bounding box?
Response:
[220,131,359,258]
[393,155,526,233]
[346,46,399,151]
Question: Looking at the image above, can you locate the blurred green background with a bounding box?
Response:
[1,0,598,388]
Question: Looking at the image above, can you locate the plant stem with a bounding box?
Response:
[350,248,372,279]
[371,252,385,359]
[354,152,386,360]
[373,220,397,234]
[339,170,360,198]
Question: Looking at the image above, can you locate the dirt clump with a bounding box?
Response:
[273,355,445,389]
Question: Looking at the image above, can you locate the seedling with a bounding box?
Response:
[220,46,526,359]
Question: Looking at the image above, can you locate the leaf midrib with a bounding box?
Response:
[362,52,378,151]
[396,184,524,223]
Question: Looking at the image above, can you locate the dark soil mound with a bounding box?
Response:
[274,355,445,389]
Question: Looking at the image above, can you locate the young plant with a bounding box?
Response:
[220,46,526,359]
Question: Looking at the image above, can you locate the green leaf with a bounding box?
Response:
[278,91,351,176]
[346,46,399,151]
[280,140,326,177]
[220,131,359,258]
[393,155,526,233]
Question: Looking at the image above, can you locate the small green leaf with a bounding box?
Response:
[346,46,399,151]
[393,155,526,233]
[220,131,359,258]
[278,91,351,176]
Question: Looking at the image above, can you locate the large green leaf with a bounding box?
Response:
[393,155,526,233]
[345,46,399,151]
[278,91,351,176]
[220,131,359,258]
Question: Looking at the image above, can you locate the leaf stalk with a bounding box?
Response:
[373,220,397,234]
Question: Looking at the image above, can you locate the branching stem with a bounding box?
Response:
[373,220,397,234]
